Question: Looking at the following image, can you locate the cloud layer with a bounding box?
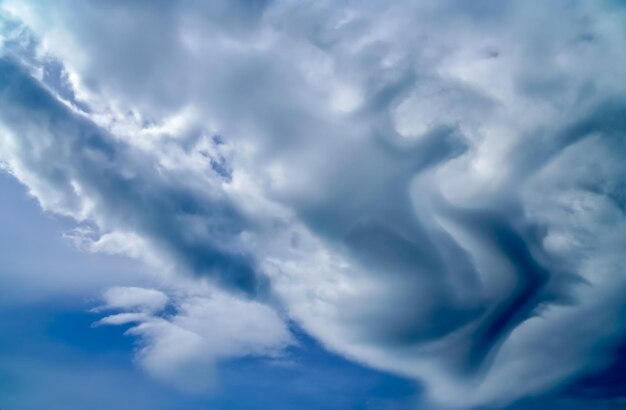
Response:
[1,1,626,407]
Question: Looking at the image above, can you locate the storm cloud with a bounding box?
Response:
[1,1,625,408]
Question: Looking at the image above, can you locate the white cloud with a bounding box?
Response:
[98,286,169,314]
[1,1,626,407]
[96,286,294,393]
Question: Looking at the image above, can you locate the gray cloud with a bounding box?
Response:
[0,56,268,296]
[1,0,626,407]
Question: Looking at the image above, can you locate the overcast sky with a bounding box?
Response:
[1,1,626,409]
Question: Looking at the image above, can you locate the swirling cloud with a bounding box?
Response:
[1,1,625,407]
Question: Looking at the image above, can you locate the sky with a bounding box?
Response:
[0,1,625,409]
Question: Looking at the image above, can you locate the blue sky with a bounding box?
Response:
[0,173,419,410]
[1,1,626,409]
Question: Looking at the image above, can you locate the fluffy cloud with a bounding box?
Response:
[1,1,625,408]
[95,286,293,394]
[97,286,169,314]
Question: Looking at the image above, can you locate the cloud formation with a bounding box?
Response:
[95,285,293,394]
[1,1,625,407]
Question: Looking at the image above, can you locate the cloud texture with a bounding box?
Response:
[1,1,625,407]
[95,285,293,394]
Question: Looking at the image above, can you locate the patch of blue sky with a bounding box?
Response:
[0,173,419,409]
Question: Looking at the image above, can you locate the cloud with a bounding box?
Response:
[97,286,169,314]
[96,286,294,394]
[1,1,626,408]
[0,54,267,296]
